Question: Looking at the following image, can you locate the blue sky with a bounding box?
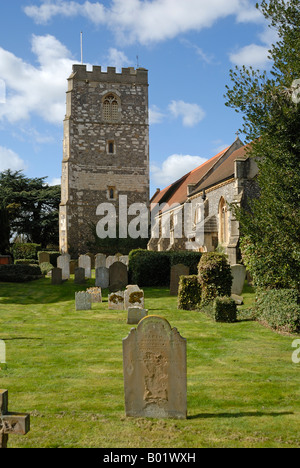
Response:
[0,0,275,197]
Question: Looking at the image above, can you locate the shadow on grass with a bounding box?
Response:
[188,411,294,420]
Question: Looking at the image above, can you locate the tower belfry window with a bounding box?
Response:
[103,94,120,122]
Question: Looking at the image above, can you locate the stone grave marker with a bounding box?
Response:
[106,255,118,269]
[95,254,106,269]
[69,260,78,275]
[0,389,30,448]
[170,264,190,296]
[51,268,63,285]
[119,256,129,267]
[75,292,92,311]
[123,315,187,419]
[86,287,102,303]
[124,285,144,310]
[38,252,50,264]
[95,267,109,289]
[127,307,148,325]
[74,267,86,285]
[57,254,70,280]
[109,261,128,292]
[108,291,124,310]
[79,255,91,279]
[231,264,246,296]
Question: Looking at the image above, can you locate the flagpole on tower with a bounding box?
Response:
[81,31,83,64]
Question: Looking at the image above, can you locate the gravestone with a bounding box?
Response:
[70,260,78,275]
[170,264,190,296]
[119,256,129,267]
[75,292,92,311]
[86,287,102,303]
[95,267,109,289]
[74,267,86,285]
[124,285,144,310]
[57,254,70,280]
[127,307,148,325]
[79,255,91,279]
[106,256,118,269]
[108,291,124,310]
[0,390,30,448]
[38,252,50,264]
[51,268,63,285]
[109,261,128,292]
[123,316,187,419]
[231,264,246,296]
[95,254,106,270]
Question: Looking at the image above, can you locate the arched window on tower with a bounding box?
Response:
[102,94,120,122]
[219,197,229,244]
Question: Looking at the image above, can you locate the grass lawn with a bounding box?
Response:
[0,276,299,448]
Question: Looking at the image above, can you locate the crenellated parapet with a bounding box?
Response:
[69,64,148,85]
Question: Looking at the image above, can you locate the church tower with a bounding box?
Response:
[59,65,150,256]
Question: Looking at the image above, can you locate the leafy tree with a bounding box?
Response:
[0,170,61,251]
[225,0,300,290]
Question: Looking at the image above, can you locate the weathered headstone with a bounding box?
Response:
[0,390,30,449]
[108,291,124,310]
[79,255,91,279]
[170,264,190,296]
[127,307,148,325]
[74,267,86,285]
[38,252,50,264]
[75,292,92,311]
[231,264,246,296]
[57,254,70,280]
[109,261,128,292]
[51,267,63,285]
[106,255,118,269]
[86,287,102,303]
[95,267,109,289]
[123,316,187,419]
[95,254,106,270]
[124,285,144,310]
[119,256,129,267]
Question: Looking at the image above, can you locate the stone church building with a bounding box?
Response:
[59,64,150,256]
[148,138,258,265]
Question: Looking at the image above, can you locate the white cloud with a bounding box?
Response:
[105,48,132,72]
[25,0,265,45]
[230,26,278,68]
[151,154,208,187]
[0,146,27,172]
[149,105,165,125]
[169,100,205,127]
[0,35,75,124]
[48,177,61,186]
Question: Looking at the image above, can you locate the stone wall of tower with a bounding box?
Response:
[59,65,150,256]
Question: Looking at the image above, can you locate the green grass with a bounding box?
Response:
[0,277,299,448]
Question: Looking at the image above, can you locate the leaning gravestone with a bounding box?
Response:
[74,267,86,285]
[127,307,148,325]
[79,255,91,279]
[170,264,190,296]
[75,292,92,311]
[57,254,70,280]
[123,315,187,419]
[124,285,144,310]
[109,261,128,292]
[231,264,246,296]
[95,254,106,269]
[108,291,125,310]
[95,267,109,289]
[0,389,30,448]
[51,268,63,285]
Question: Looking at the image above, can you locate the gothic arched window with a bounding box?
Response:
[102,94,120,122]
[219,197,229,244]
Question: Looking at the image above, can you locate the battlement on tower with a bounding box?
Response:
[69,64,148,85]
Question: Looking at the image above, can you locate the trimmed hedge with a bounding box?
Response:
[38,251,60,267]
[128,250,202,287]
[14,259,39,265]
[178,275,202,310]
[11,243,41,260]
[255,289,300,334]
[0,264,43,283]
[40,262,54,275]
[201,296,237,323]
[198,252,233,305]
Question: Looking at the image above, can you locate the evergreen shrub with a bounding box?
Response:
[198,252,233,305]
[178,275,202,310]
[0,264,42,282]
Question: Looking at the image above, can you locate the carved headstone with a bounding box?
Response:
[57,254,70,280]
[95,267,109,289]
[124,285,144,310]
[108,291,125,310]
[109,261,128,292]
[127,307,148,325]
[231,264,246,296]
[79,255,91,279]
[95,254,106,270]
[74,267,86,285]
[51,267,63,285]
[75,292,92,311]
[86,287,102,303]
[123,316,187,419]
[170,264,190,296]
